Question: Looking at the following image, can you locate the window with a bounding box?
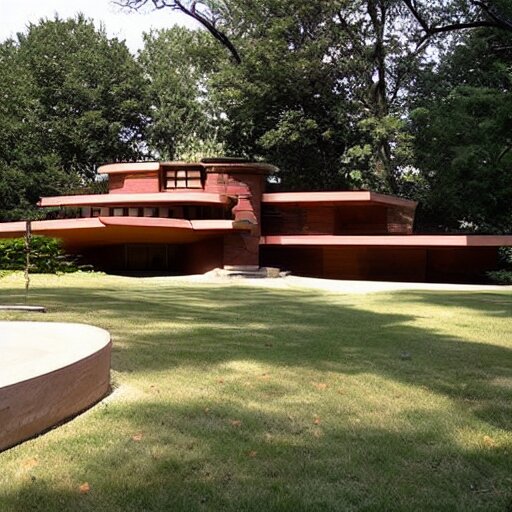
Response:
[143,207,158,217]
[164,167,203,189]
[91,207,102,217]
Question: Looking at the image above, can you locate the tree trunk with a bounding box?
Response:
[367,0,397,193]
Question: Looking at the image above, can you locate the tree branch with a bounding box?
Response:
[497,143,512,163]
[402,0,512,42]
[115,0,241,64]
[474,1,512,30]
[430,20,504,34]
[173,1,241,63]
[402,0,429,33]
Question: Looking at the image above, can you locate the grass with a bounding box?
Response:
[0,272,511,512]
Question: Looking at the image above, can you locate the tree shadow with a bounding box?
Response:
[0,283,511,430]
[0,282,511,511]
[2,399,511,511]
[391,290,512,318]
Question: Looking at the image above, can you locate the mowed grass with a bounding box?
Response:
[0,273,511,512]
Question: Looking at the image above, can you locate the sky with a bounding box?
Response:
[0,0,198,53]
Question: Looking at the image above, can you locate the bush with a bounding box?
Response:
[487,270,512,285]
[498,247,512,267]
[0,236,82,273]
[486,247,512,284]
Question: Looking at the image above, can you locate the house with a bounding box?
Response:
[0,158,511,282]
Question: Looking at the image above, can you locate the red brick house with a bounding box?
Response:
[0,159,511,282]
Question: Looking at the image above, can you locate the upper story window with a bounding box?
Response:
[164,167,203,190]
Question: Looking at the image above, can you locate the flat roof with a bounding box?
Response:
[100,217,249,231]
[0,218,104,234]
[39,192,230,208]
[98,162,161,174]
[98,161,278,175]
[261,234,512,247]
[0,218,248,248]
[262,191,417,208]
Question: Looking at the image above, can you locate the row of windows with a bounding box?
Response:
[82,206,228,220]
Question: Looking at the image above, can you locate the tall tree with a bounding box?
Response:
[139,27,226,160]
[131,0,512,202]
[17,15,149,179]
[207,0,357,190]
[409,28,512,233]
[0,15,150,221]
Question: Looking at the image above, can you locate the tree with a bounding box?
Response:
[17,15,150,179]
[117,0,241,63]
[0,38,74,220]
[409,28,512,233]
[139,27,226,160]
[206,0,358,190]
[0,15,150,220]
[328,0,512,193]
[130,0,512,193]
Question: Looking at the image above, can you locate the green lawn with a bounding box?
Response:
[0,272,511,512]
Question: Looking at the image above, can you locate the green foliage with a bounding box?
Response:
[0,15,149,221]
[139,27,226,161]
[486,248,512,284]
[203,0,355,190]
[498,247,512,266]
[0,236,82,273]
[342,116,415,191]
[140,1,492,193]
[486,270,512,285]
[409,29,512,232]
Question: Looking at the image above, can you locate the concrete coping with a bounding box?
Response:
[0,321,111,388]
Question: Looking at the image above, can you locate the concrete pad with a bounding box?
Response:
[0,321,111,451]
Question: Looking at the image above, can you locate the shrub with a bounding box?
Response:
[487,270,512,285]
[0,236,83,273]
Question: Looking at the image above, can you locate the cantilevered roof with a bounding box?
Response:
[98,161,278,175]
[262,191,417,208]
[0,217,249,249]
[39,192,230,208]
[100,217,248,232]
[98,162,160,174]
[261,234,512,247]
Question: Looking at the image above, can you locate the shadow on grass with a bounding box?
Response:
[4,284,508,425]
[392,290,512,318]
[3,398,512,512]
[0,282,511,511]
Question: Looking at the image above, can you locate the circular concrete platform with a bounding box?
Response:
[0,321,111,451]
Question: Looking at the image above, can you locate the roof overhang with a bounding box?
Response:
[0,217,250,249]
[98,161,278,176]
[261,235,512,247]
[39,192,230,208]
[98,162,160,174]
[262,191,417,208]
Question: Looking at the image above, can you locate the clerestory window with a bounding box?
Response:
[164,167,203,189]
